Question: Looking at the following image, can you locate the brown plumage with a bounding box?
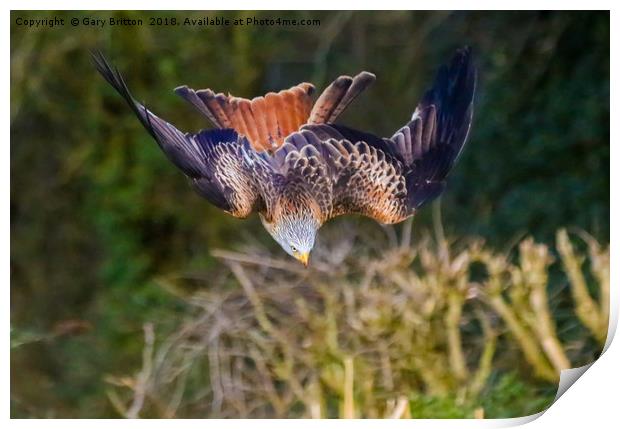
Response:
[308,72,376,124]
[175,71,375,151]
[93,47,476,266]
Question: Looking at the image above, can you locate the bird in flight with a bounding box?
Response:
[93,47,476,267]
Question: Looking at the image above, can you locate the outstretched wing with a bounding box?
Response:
[175,71,375,152]
[92,51,273,218]
[268,47,476,224]
[393,46,476,209]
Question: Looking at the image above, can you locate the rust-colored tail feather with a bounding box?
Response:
[176,83,315,151]
[249,96,270,151]
[175,72,374,151]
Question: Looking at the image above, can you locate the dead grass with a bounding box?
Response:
[105,219,609,418]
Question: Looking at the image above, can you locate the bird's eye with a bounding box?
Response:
[291,245,298,253]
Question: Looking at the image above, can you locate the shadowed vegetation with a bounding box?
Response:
[104,226,608,418]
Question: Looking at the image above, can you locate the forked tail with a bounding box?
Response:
[175,71,376,152]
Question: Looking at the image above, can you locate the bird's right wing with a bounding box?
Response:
[391,46,476,209]
[92,51,273,218]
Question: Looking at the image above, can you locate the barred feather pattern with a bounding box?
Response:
[271,126,409,225]
[191,133,277,218]
[323,139,408,223]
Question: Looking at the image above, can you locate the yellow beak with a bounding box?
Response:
[298,252,309,267]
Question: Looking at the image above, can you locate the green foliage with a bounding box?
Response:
[404,373,555,419]
[11,10,608,417]
[479,373,555,418]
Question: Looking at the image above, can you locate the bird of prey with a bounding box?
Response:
[93,47,476,266]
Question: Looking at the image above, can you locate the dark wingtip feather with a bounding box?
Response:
[421,46,476,115]
[402,46,477,210]
[91,50,133,106]
[419,46,476,169]
[92,50,158,139]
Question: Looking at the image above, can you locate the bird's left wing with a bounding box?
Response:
[269,47,476,225]
[92,51,273,218]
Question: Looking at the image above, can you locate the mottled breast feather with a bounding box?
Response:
[273,125,410,224]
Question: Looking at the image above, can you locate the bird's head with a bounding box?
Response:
[259,205,320,267]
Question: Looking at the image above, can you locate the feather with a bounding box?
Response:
[308,71,376,124]
[93,51,273,218]
[266,48,476,222]
[176,72,373,151]
[396,46,476,208]
[177,83,315,151]
[250,96,270,151]
[95,47,475,231]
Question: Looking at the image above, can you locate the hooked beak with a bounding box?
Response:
[298,252,309,267]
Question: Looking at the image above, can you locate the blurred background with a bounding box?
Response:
[11,11,609,418]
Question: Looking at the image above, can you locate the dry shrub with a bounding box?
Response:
[105,220,609,418]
